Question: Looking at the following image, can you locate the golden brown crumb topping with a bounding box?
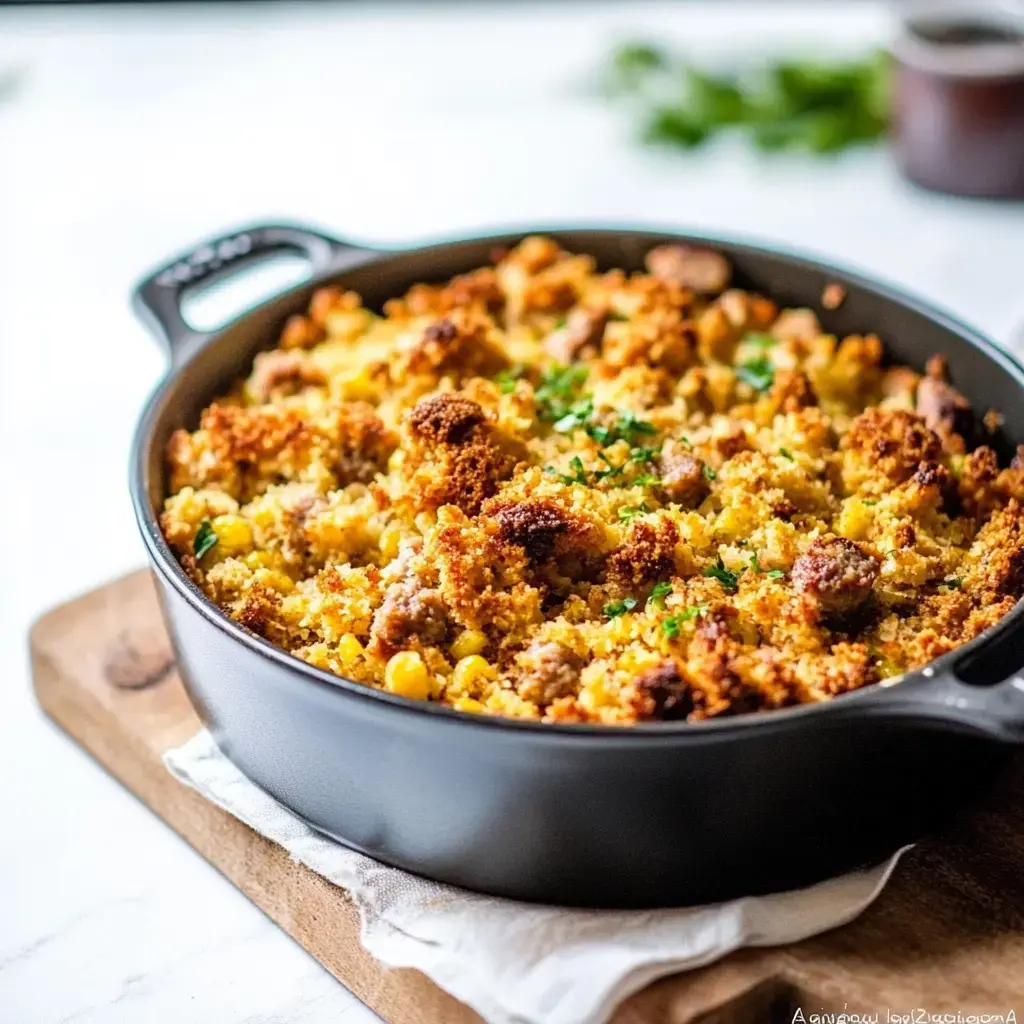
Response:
[160,237,1024,725]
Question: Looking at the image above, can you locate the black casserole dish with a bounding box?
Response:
[131,223,1024,908]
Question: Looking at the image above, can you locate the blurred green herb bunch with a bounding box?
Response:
[605,41,890,155]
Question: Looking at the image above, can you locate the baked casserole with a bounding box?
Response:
[160,237,1024,724]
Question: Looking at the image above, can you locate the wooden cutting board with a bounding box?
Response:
[30,570,1024,1024]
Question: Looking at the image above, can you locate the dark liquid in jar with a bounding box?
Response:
[909,19,1024,47]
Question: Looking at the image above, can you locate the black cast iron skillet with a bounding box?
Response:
[130,222,1024,908]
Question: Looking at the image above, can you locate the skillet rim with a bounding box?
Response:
[130,223,1024,740]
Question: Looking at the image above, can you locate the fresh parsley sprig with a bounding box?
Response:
[194,520,219,559]
[703,556,739,591]
[735,356,775,393]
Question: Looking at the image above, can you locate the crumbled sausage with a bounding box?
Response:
[644,244,731,295]
[408,394,486,445]
[492,500,569,562]
[516,641,582,705]
[544,307,609,363]
[405,310,508,378]
[822,283,846,310]
[845,408,942,486]
[334,403,398,485]
[248,350,327,402]
[767,369,818,413]
[659,441,709,507]
[771,309,821,343]
[916,375,972,441]
[791,538,879,614]
[630,660,694,721]
[280,314,324,351]
[369,578,448,657]
[606,518,679,588]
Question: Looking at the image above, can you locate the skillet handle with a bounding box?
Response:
[863,669,1024,743]
[131,223,378,364]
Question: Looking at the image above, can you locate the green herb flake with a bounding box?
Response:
[604,596,639,618]
[494,363,527,394]
[193,520,219,560]
[779,447,794,461]
[618,502,650,524]
[535,365,589,422]
[743,332,777,350]
[662,603,710,637]
[862,499,879,506]
[632,473,660,487]
[940,577,962,590]
[649,580,673,609]
[735,356,775,393]
[702,463,717,482]
[606,42,667,95]
[546,455,591,487]
[749,552,783,578]
[703,556,739,591]
[617,411,657,439]
[553,398,595,435]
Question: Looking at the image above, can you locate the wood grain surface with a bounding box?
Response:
[30,570,1024,1024]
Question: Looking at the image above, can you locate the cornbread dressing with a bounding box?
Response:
[160,237,1024,725]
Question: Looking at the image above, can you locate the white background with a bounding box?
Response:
[2,2,1023,1021]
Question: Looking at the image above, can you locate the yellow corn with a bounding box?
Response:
[384,651,431,701]
[451,655,496,695]
[453,697,487,715]
[253,568,295,593]
[378,524,403,561]
[212,514,253,554]
[337,634,364,668]
[451,629,488,660]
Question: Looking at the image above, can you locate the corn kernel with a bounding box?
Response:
[837,498,874,542]
[253,568,295,593]
[337,634,364,666]
[379,524,403,562]
[453,697,487,715]
[451,655,496,694]
[244,550,275,571]
[384,651,431,701]
[451,629,488,660]
[212,514,253,554]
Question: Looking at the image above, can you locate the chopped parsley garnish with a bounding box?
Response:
[648,580,673,609]
[193,520,219,559]
[552,397,595,434]
[494,363,527,394]
[703,556,739,590]
[735,356,775,393]
[535,365,589,421]
[940,577,962,590]
[743,332,777,350]
[779,447,794,461]
[546,455,590,486]
[604,596,638,618]
[702,463,717,482]
[750,552,785,579]
[862,499,879,506]
[679,435,692,447]
[618,502,650,523]
[662,603,710,637]
[632,473,660,487]
[617,410,657,438]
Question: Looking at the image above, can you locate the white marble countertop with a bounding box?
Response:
[2,2,1023,1021]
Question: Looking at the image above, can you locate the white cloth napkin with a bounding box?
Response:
[165,730,908,1024]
